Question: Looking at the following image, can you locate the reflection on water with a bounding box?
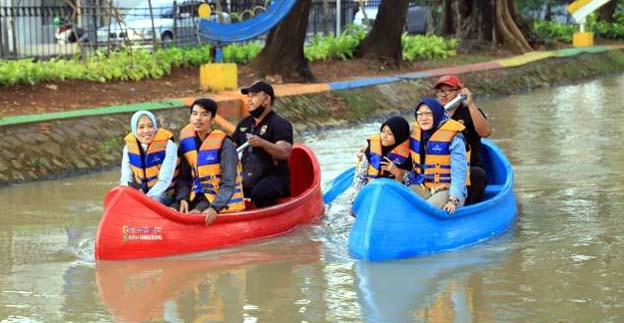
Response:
[355,237,514,323]
[2,75,624,321]
[96,240,324,323]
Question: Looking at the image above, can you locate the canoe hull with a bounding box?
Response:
[95,144,325,260]
[349,139,517,261]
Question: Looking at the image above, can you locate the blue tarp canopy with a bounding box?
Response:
[198,0,297,43]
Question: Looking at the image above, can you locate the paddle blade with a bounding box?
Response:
[323,167,355,204]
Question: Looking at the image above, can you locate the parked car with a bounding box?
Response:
[96,0,229,47]
[353,5,429,34]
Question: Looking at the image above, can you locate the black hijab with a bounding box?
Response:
[379,116,410,156]
[365,116,411,162]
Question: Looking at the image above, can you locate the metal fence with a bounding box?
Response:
[308,1,359,36]
[0,0,363,60]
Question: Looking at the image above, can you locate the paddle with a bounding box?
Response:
[321,95,467,204]
[444,94,467,112]
[322,167,356,204]
[236,141,249,154]
[215,114,236,134]
[214,113,246,154]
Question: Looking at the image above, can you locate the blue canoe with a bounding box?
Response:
[349,139,517,261]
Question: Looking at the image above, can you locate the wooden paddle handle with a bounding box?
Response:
[215,114,236,135]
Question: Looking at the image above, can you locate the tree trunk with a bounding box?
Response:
[439,0,455,35]
[495,0,531,53]
[598,0,617,23]
[458,0,493,43]
[544,2,553,21]
[445,0,530,54]
[250,0,314,82]
[322,0,331,35]
[354,0,409,63]
[507,0,519,23]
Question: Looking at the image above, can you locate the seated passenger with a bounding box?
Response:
[173,98,245,225]
[433,75,491,204]
[408,98,468,214]
[232,81,293,207]
[120,110,177,205]
[352,116,411,195]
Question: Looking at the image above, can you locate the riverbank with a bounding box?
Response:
[1,46,624,185]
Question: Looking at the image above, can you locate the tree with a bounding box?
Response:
[354,0,410,63]
[321,0,332,35]
[497,0,532,53]
[598,0,618,23]
[440,0,531,54]
[249,0,314,82]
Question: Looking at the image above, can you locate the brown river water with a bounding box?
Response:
[1,75,624,322]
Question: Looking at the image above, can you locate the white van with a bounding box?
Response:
[353,5,429,34]
[96,0,229,47]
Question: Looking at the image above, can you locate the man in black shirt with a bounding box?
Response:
[434,75,492,205]
[232,81,293,207]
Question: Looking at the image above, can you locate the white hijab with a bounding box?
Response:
[130,110,158,150]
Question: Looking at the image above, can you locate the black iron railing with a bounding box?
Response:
[0,0,367,60]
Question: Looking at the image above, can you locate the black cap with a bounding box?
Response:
[241,81,275,103]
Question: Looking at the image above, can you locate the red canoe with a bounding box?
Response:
[95,144,325,260]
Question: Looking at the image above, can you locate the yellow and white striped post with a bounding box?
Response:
[198,3,238,91]
[567,0,611,47]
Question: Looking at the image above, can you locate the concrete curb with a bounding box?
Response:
[0,45,618,127]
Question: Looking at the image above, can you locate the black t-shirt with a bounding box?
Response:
[451,103,487,167]
[232,110,294,178]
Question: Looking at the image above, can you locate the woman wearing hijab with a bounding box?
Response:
[408,98,468,214]
[352,116,412,195]
[120,110,178,205]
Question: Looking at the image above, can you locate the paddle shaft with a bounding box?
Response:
[214,114,236,134]
[214,113,248,154]
[236,141,250,154]
[444,94,467,112]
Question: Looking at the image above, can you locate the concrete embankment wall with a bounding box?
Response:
[1,49,624,186]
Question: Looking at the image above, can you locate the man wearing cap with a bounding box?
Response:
[434,75,492,205]
[233,81,293,207]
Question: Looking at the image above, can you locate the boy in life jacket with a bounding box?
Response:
[120,110,178,205]
[407,98,468,214]
[173,98,245,225]
[352,116,411,198]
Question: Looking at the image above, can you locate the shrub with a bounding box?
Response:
[402,34,457,61]
[533,21,577,43]
[0,25,459,86]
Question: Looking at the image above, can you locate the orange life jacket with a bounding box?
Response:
[366,134,410,182]
[179,126,245,212]
[124,128,176,195]
[409,120,470,189]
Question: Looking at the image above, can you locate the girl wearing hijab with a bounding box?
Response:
[408,98,468,214]
[120,110,178,205]
[352,116,412,195]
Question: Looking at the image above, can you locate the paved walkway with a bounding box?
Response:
[0,45,618,127]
